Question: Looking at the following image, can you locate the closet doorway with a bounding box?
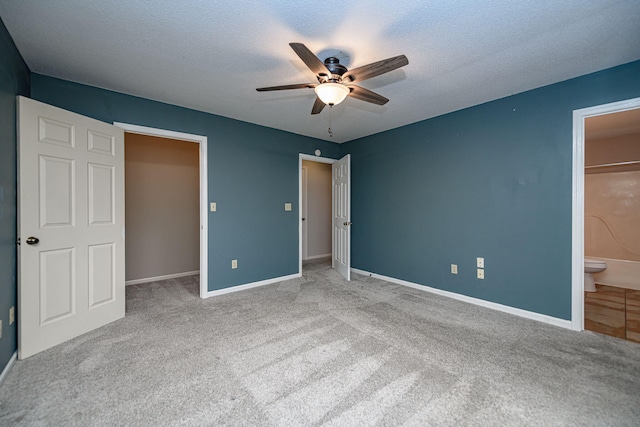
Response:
[116,123,208,298]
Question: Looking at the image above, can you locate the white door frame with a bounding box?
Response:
[301,166,308,261]
[299,153,337,275]
[571,96,640,330]
[114,123,209,298]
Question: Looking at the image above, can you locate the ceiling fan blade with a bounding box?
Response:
[347,85,389,105]
[256,83,316,91]
[311,97,326,115]
[289,43,331,77]
[342,55,408,83]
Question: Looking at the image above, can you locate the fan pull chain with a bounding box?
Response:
[328,105,334,138]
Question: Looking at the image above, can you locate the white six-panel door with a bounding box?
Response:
[332,154,351,280]
[18,96,125,359]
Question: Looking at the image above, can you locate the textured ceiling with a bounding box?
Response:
[1,0,640,143]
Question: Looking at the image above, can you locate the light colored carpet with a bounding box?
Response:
[1,259,639,426]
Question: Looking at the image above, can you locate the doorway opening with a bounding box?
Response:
[571,97,640,331]
[301,158,333,272]
[299,154,336,275]
[115,123,208,298]
[581,107,640,341]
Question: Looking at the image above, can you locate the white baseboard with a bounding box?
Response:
[126,270,200,286]
[305,253,332,260]
[203,273,302,298]
[351,268,573,330]
[0,352,17,386]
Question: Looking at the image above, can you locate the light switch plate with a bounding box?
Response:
[451,264,458,274]
[210,202,217,212]
[231,259,238,269]
[477,268,485,279]
[285,203,292,211]
[477,257,484,268]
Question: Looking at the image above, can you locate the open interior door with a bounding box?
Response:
[332,154,351,280]
[17,96,125,359]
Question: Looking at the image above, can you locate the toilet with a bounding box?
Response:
[584,258,607,292]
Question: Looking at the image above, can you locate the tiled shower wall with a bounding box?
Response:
[585,170,640,263]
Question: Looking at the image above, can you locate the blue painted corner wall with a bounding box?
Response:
[341,60,640,320]
[0,17,30,370]
[29,74,341,292]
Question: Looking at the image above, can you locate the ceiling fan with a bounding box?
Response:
[256,43,409,115]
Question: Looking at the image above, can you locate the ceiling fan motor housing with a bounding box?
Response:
[322,57,348,82]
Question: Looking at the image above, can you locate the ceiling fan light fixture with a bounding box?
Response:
[256,43,408,115]
[314,83,350,106]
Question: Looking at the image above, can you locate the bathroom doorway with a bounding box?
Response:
[572,97,640,332]
[582,107,640,341]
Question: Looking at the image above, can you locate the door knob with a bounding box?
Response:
[302,218,306,221]
[343,222,352,226]
[26,236,40,245]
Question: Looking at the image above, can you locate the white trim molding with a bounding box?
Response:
[0,352,17,386]
[125,270,200,286]
[113,122,209,299]
[299,153,338,164]
[571,97,640,331]
[352,268,573,330]
[203,273,301,298]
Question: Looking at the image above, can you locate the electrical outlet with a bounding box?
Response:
[477,257,484,268]
[284,203,292,211]
[231,259,238,269]
[451,264,458,274]
[477,268,485,279]
[210,202,217,212]
[9,306,14,325]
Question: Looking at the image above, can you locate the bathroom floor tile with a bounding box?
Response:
[626,289,640,343]
[584,285,625,339]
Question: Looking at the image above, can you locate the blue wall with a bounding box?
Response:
[30,74,340,291]
[342,60,640,320]
[0,18,30,370]
[7,17,640,353]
